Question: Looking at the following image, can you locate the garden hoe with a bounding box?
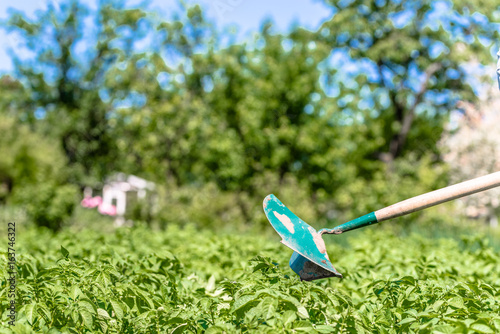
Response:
[264,53,500,282]
[263,171,500,281]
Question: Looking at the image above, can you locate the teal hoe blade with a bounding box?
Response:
[264,171,500,280]
[263,194,343,280]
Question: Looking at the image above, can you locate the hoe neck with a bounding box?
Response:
[319,212,378,235]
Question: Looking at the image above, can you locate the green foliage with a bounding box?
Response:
[155,174,317,229]
[12,182,78,231]
[319,0,499,162]
[3,0,499,229]
[4,1,149,182]
[1,225,499,333]
[334,154,449,219]
[0,115,62,197]
[0,111,78,230]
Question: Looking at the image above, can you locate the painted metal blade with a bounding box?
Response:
[263,194,342,280]
[289,251,341,281]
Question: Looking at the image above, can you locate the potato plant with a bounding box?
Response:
[1,224,499,333]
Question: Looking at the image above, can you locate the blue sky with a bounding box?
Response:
[0,0,333,74]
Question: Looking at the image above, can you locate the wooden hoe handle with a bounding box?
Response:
[322,171,500,235]
[376,171,500,222]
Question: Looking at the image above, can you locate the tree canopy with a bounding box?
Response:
[2,0,499,229]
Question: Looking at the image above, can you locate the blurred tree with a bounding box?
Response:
[297,0,500,219]
[115,8,346,224]
[3,0,499,229]
[0,75,32,122]
[318,0,499,165]
[0,76,58,201]
[121,1,498,224]
[0,109,78,230]
[5,0,148,183]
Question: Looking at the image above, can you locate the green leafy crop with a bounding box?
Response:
[1,225,499,333]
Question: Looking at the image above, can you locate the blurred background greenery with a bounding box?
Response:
[1,0,500,240]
